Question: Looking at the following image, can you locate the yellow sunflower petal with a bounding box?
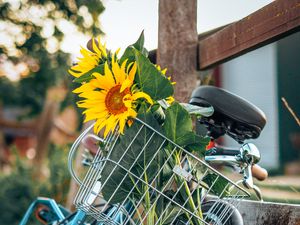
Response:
[92,38,102,56]
[94,116,108,134]
[78,91,106,100]
[128,108,137,118]
[84,110,108,123]
[166,96,175,104]
[115,48,121,55]
[93,72,115,90]
[111,55,125,84]
[126,62,134,74]
[73,82,96,93]
[84,111,107,122]
[118,113,127,134]
[131,92,153,105]
[120,79,133,93]
[79,100,106,109]
[104,62,116,85]
[123,94,133,108]
[161,68,167,75]
[97,37,107,58]
[128,62,137,81]
[120,59,128,74]
[80,47,92,58]
[68,69,81,78]
[103,115,118,137]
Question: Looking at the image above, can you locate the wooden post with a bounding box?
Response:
[34,100,58,178]
[157,0,198,102]
[34,86,67,178]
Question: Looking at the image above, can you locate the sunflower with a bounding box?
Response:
[75,56,153,137]
[69,38,108,78]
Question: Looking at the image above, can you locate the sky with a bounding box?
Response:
[0,0,274,80]
[92,0,274,53]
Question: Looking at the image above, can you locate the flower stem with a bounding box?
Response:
[144,171,156,225]
[174,153,203,225]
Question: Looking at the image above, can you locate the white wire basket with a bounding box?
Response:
[69,118,250,225]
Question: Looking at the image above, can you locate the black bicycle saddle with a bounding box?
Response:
[189,85,266,142]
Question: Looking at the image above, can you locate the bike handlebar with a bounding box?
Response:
[252,164,268,181]
[68,123,96,185]
[82,134,102,156]
[205,145,268,182]
[206,147,240,157]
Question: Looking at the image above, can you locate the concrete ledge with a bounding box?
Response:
[236,199,300,225]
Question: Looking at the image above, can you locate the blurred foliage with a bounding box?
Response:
[0,0,105,117]
[44,143,71,203]
[0,151,36,225]
[0,144,71,224]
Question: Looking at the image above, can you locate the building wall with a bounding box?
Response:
[277,32,300,170]
[221,43,279,170]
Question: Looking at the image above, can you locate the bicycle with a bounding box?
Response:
[20,85,268,225]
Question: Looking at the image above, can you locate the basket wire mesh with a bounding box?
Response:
[72,118,249,225]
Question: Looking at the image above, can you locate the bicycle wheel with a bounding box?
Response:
[202,200,244,225]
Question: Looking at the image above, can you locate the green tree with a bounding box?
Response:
[0,0,105,116]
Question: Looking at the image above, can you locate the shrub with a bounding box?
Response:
[0,144,71,224]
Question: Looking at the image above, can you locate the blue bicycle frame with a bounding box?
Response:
[19,197,133,225]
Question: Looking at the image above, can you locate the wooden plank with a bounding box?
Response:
[199,0,300,70]
[236,199,300,225]
[0,118,36,136]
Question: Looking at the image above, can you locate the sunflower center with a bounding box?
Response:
[105,85,130,115]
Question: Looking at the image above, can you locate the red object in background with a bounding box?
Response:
[14,137,36,156]
[206,140,215,150]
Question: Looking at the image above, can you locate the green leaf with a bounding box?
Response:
[120,31,148,64]
[120,46,136,65]
[163,102,192,146]
[202,173,231,197]
[72,64,104,83]
[101,108,165,204]
[151,104,165,124]
[132,30,145,52]
[135,50,174,100]
[160,206,184,225]
[180,103,214,117]
[131,31,149,57]
[181,132,210,154]
[120,32,172,101]
[163,102,208,152]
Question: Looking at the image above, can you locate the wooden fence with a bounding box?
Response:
[157,0,300,223]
